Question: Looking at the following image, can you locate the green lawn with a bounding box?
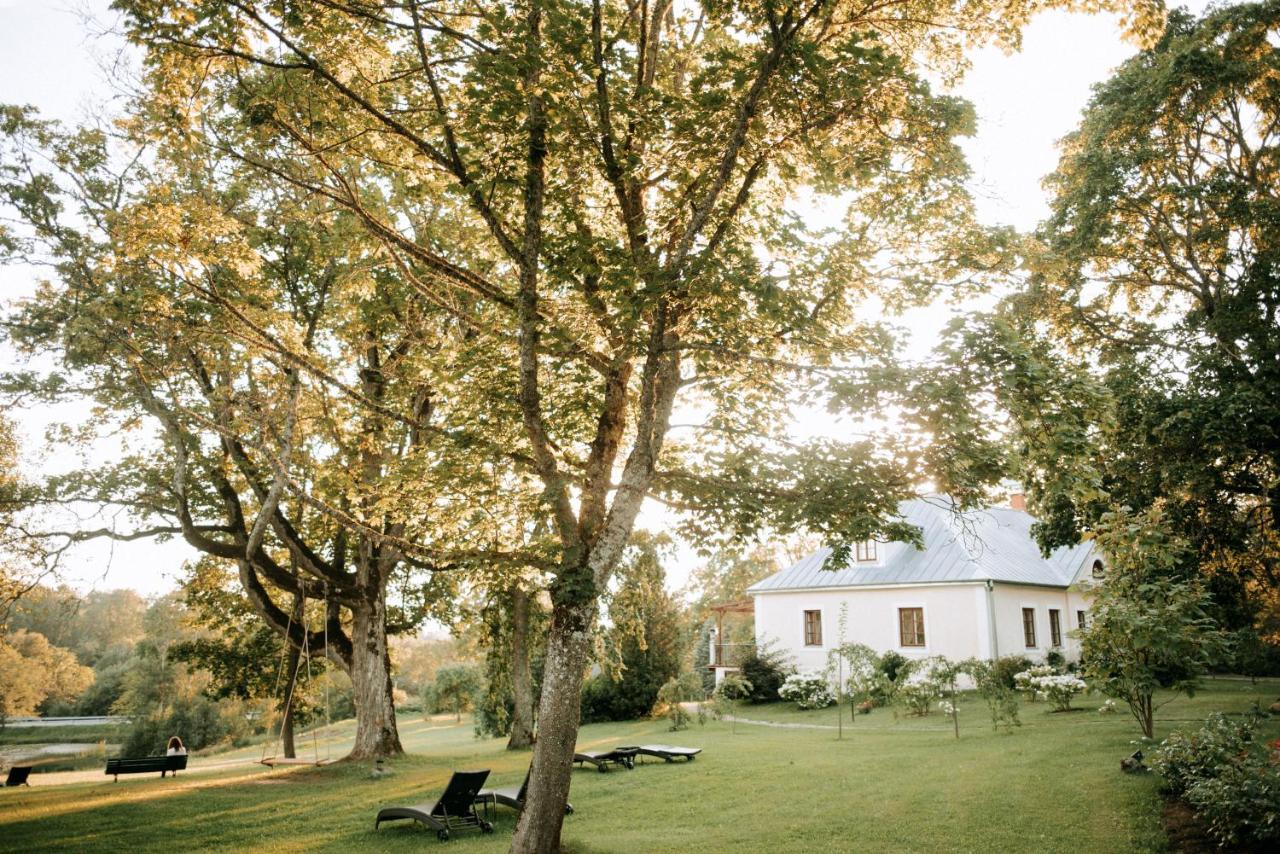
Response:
[1,679,1276,853]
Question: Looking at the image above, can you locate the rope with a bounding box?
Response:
[261,589,299,764]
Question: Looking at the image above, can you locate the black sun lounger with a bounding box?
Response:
[573,747,638,772]
[619,745,702,763]
[4,766,32,787]
[375,769,494,841]
[477,767,574,815]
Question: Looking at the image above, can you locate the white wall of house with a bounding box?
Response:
[752,583,990,672]
[754,582,1096,669]
[989,584,1093,663]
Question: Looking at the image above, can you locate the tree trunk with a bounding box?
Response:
[507,586,536,750]
[510,600,594,853]
[346,594,403,760]
[282,641,301,759]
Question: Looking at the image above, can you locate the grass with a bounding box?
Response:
[0,679,1276,853]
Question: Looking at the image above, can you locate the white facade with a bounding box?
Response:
[744,498,1102,671]
[753,579,1094,670]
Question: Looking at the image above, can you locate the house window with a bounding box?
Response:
[1022,608,1037,648]
[1091,560,1105,580]
[1077,609,1087,630]
[855,540,878,562]
[899,607,925,648]
[1049,609,1062,647]
[803,610,823,646]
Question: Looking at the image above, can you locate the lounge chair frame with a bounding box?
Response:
[375,769,495,841]
[477,767,574,815]
[618,744,702,764]
[572,747,638,772]
[4,766,32,787]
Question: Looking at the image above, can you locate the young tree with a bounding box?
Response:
[1082,509,1232,738]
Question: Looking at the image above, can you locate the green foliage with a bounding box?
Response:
[1153,712,1280,848]
[428,664,482,722]
[962,659,1022,732]
[1082,509,1233,737]
[990,655,1034,691]
[737,643,792,704]
[655,672,705,732]
[582,536,683,724]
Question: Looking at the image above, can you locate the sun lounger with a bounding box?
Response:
[4,766,32,787]
[573,746,637,772]
[375,769,494,841]
[619,744,702,763]
[477,767,573,814]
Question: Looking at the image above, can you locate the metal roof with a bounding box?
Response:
[747,497,1096,594]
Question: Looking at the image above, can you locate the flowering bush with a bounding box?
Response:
[1013,664,1057,700]
[778,671,835,710]
[1031,674,1087,711]
[1098,699,1117,715]
[938,700,956,717]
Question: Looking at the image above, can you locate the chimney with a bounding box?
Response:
[1009,492,1027,512]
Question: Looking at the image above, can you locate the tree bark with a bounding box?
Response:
[510,598,595,853]
[282,641,301,759]
[507,586,536,750]
[346,593,403,760]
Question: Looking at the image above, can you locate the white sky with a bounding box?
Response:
[0,0,1213,599]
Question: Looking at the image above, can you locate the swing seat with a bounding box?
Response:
[259,757,336,767]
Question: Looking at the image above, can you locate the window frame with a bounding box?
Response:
[855,540,878,563]
[1021,607,1037,649]
[1091,559,1105,580]
[1049,608,1062,648]
[802,609,823,647]
[898,606,926,648]
[1077,609,1087,630]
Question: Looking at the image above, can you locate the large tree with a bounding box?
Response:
[935,1,1280,631]
[0,108,526,758]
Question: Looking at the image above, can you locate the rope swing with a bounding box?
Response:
[259,580,335,768]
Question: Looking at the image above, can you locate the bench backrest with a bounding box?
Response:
[105,755,188,773]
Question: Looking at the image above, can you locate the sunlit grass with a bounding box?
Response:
[0,679,1275,853]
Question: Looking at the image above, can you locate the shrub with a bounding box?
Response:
[991,655,1033,690]
[1045,649,1066,670]
[656,672,705,731]
[1013,664,1058,700]
[1030,673,1087,712]
[1152,712,1257,797]
[737,644,790,704]
[1184,746,1280,848]
[1152,712,1279,849]
[778,672,835,710]
[878,650,909,683]
[962,659,1021,732]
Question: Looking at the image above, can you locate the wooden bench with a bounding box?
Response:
[104,755,187,781]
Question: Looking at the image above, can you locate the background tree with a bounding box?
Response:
[429,663,483,723]
[932,1,1280,646]
[0,629,94,727]
[581,534,682,723]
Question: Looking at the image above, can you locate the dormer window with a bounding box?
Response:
[1091,559,1105,580]
[856,540,878,563]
